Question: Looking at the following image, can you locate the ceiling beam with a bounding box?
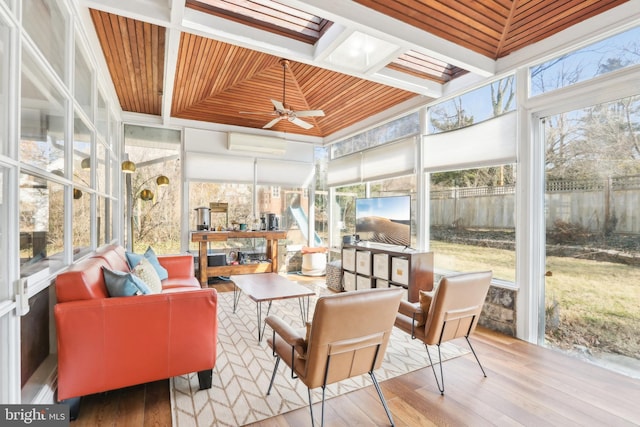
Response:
[161,0,185,125]
[277,0,496,78]
[82,0,171,27]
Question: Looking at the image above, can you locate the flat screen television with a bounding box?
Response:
[355,195,411,246]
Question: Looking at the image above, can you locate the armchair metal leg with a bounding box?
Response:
[266,356,280,395]
[425,344,445,395]
[305,386,326,427]
[369,371,395,426]
[465,336,487,377]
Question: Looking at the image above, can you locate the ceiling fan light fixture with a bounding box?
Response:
[238,59,324,130]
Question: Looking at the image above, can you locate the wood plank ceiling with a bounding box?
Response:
[89,0,629,138]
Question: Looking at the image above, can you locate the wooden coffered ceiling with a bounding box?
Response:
[86,0,631,140]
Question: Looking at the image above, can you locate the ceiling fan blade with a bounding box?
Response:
[263,117,283,129]
[289,117,314,129]
[294,109,325,117]
[271,99,285,112]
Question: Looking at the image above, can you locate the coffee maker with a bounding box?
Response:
[194,207,210,230]
[267,213,279,230]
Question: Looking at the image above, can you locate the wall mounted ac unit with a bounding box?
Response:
[228,132,287,155]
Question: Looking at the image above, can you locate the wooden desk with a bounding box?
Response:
[191,230,288,286]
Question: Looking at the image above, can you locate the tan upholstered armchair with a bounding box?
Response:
[394,270,492,395]
[265,287,403,427]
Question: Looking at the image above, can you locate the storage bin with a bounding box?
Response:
[372,253,389,278]
[356,250,372,275]
[391,257,409,285]
[343,271,356,291]
[357,274,372,290]
[342,248,356,272]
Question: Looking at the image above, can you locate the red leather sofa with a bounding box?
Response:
[54,245,217,418]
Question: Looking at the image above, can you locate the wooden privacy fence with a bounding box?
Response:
[430,175,640,234]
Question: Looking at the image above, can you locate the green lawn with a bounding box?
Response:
[430,240,640,358]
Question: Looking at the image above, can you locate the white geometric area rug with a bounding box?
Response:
[170,284,469,427]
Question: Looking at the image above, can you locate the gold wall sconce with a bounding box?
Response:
[156,175,169,186]
[139,189,155,201]
[137,176,169,201]
[121,160,136,173]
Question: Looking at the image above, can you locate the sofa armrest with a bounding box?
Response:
[158,254,195,278]
[54,288,218,401]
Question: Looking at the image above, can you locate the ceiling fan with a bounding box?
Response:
[240,59,325,130]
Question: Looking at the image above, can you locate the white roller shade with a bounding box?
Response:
[423,111,517,172]
[327,137,417,186]
[362,137,416,181]
[327,152,361,187]
[184,152,254,183]
[256,159,314,187]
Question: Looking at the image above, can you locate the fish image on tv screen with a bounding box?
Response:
[355,195,411,246]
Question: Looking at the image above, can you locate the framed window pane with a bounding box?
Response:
[530,26,640,97]
[332,184,366,244]
[331,112,419,159]
[19,173,64,277]
[72,185,90,259]
[0,167,8,301]
[96,142,106,193]
[124,126,181,254]
[542,96,640,367]
[428,75,516,134]
[22,0,68,82]
[74,39,93,117]
[73,114,92,188]
[0,22,8,157]
[430,165,516,283]
[96,89,108,140]
[97,195,109,246]
[20,50,66,172]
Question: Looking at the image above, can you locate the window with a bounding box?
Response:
[430,165,516,283]
[124,126,181,254]
[22,0,68,82]
[542,95,640,366]
[331,112,419,158]
[188,182,254,260]
[332,183,365,244]
[19,173,64,277]
[72,184,90,259]
[0,166,8,300]
[428,75,516,134]
[0,22,7,157]
[74,39,93,117]
[73,113,91,188]
[20,50,66,173]
[530,26,640,96]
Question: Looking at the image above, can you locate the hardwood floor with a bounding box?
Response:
[71,283,640,426]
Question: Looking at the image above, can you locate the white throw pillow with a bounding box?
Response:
[132,257,163,294]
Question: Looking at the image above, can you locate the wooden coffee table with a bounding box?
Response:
[230,273,316,342]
